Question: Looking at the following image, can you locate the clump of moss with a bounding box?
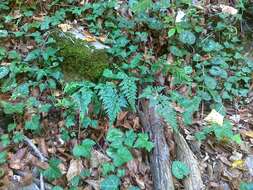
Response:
[52,32,109,82]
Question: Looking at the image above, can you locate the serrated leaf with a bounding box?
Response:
[134,133,154,152]
[25,115,40,130]
[172,160,190,179]
[100,175,120,190]
[73,139,95,158]
[204,75,217,90]
[106,146,133,167]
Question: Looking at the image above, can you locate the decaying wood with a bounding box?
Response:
[138,100,175,190]
[174,132,204,190]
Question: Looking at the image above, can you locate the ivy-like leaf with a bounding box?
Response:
[179,31,196,45]
[73,139,95,158]
[100,175,120,190]
[134,133,154,152]
[172,160,190,179]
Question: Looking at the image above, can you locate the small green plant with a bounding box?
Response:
[172,160,190,179]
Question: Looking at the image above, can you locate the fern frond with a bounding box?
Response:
[96,82,121,126]
[120,76,137,111]
[158,95,178,131]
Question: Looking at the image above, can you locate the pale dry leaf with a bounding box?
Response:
[204,109,224,126]
[83,31,96,42]
[176,10,185,23]
[58,24,72,32]
[220,5,238,15]
[85,179,100,190]
[90,150,110,168]
[245,155,253,176]
[66,159,84,181]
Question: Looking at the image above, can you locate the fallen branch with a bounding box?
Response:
[23,136,48,190]
[139,100,175,190]
[174,132,204,190]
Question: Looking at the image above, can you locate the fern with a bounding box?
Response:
[157,95,178,131]
[96,83,122,126]
[140,86,178,131]
[119,76,137,111]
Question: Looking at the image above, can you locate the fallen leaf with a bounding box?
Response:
[220,5,238,15]
[176,10,185,23]
[243,131,253,138]
[58,24,72,32]
[66,159,84,182]
[231,159,245,169]
[83,31,96,42]
[85,179,100,190]
[90,150,110,168]
[245,155,253,176]
[204,109,224,126]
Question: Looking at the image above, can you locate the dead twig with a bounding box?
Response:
[23,136,48,190]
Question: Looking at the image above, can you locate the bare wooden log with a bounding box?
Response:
[138,100,175,190]
[174,132,205,190]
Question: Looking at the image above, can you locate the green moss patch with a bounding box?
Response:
[53,32,109,82]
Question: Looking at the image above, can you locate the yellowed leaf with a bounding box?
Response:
[231,159,245,169]
[83,31,96,42]
[204,109,224,126]
[58,24,72,32]
[243,131,253,138]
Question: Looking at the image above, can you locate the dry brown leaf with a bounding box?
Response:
[67,159,84,181]
[90,150,110,168]
[243,130,253,138]
[85,179,100,190]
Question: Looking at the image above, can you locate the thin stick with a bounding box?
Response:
[23,136,47,162]
[23,136,47,190]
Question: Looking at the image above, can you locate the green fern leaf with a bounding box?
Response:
[97,83,122,126]
[120,76,137,111]
[158,95,178,131]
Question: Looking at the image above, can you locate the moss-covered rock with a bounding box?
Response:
[53,32,109,82]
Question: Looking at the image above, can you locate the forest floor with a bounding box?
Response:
[0,1,253,190]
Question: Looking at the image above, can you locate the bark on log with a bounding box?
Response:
[174,132,205,190]
[138,100,175,190]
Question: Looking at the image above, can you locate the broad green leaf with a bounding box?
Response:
[0,67,9,79]
[25,115,40,130]
[106,146,133,167]
[0,151,7,164]
[102,163,115,176]
[179,30,196,45]
[170,46,183,57]
[43,158,62,181]
[131,0,153,13]
[124,130,136,147]
[106,128,124,143]
[1,101,24,114]
[172,160,190,179]
[168,28,176,37]
[204,76,217,90]
[0,30,8,38]
[100,175,120,190]
[134,133,154,152]
[73,139,95,158]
